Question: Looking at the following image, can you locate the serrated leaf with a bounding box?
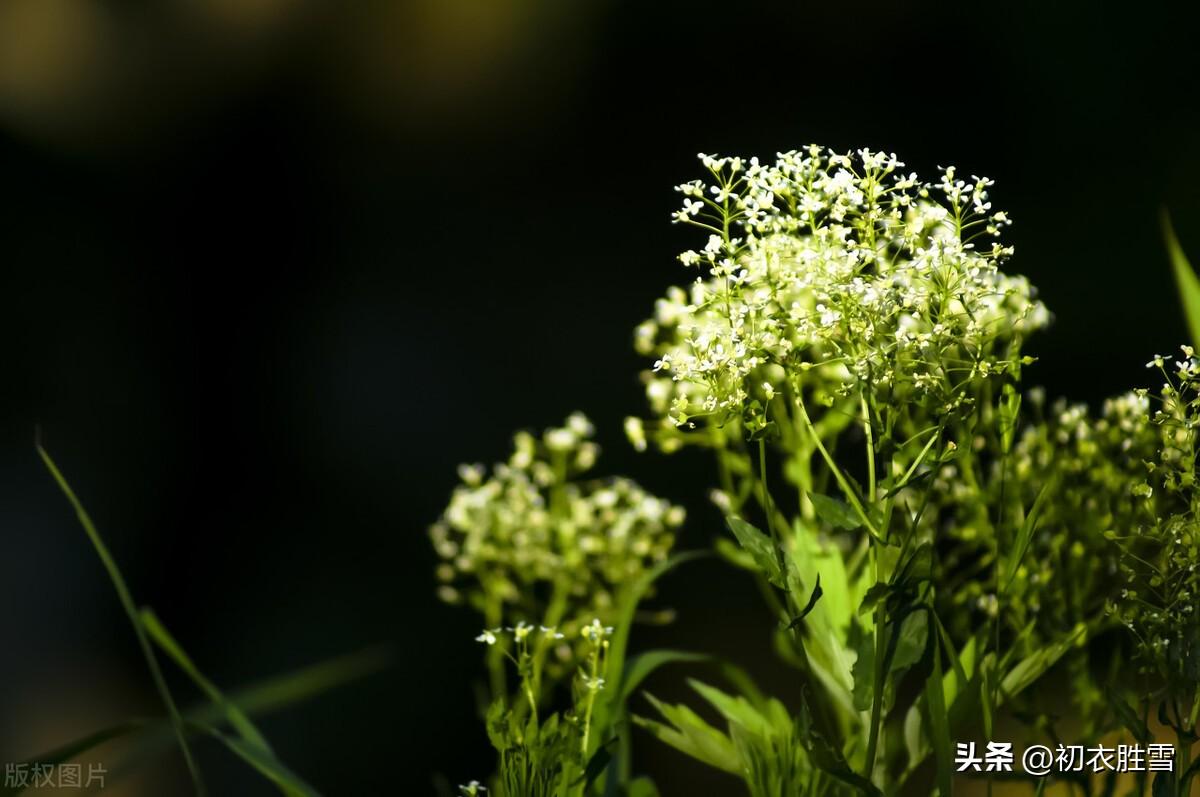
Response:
[726,517,785,587]
[634,695,740,775]
[688,680,771,738]
[850,619,875,713]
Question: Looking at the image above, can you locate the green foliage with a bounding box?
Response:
[31,445,381,796]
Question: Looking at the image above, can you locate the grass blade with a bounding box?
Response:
[15,646,390,794]
[187,722,319,797]
[0,721,147,797]
[140,608,273,754]
[37,442,205,795]
[1162,208,1200,346]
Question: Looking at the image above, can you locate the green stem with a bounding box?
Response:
[861,395,876,503]
[794,393,881,540]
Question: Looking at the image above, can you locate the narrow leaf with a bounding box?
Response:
[1002,480,1054,593]
[924,634,952,797]
[141,608,273,755]
[619,650,710,702]
[37,443,205,795]
[1163,208,1200,346]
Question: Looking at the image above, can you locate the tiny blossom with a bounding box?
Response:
[476,629,499,645]
[582,618,614,643]
[634,146,1048,444]
[459,781,487,797]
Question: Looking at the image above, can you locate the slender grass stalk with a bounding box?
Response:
[37,442,206,796]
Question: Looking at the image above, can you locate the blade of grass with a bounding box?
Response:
[140,608,272,754]
[7,646,391,796]
[0,721,147,797]
[186,721,319,797]
[1162,209,1200,346]
[37,442,205,795]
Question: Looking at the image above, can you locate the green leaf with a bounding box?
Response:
[924,634,952,797]
[634,695,741,775]
[784,574,823,630]
[189,721,319,797]
[32,647,389,793]
[889,609,929,675]
[857,582,890,616]
[1163,208,1200,346]
[1107,691,1150,744]
[1000,624,1086,699]
[603,550,709,718]
[849,619,875,713]
[807,492,862,531]
[1001,479,1054,593]
[998,383,1022,455]
[140,608,273,755]
[726,517,785,587]
[619,650,711,702]
[0,722,147,797]
[687,680,772,738]
[795,690,882,797]
[37,443,204,795]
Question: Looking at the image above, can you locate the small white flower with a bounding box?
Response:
[510,621,533,642]
[475,629,499,645]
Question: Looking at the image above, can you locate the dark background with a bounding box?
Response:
[0,1,1198,794]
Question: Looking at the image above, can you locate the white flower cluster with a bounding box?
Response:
[430,414,684,622]
[636,147,1049,438]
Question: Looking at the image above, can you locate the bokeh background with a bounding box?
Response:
[1,1,1198,794]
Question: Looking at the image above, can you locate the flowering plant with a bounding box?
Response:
[435,147,1200,797]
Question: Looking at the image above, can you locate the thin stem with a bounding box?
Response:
[39,445,206,796]
[861,394,876,504]
[794,392,881,540]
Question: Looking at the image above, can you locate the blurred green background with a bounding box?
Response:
[0,0,1198,793]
